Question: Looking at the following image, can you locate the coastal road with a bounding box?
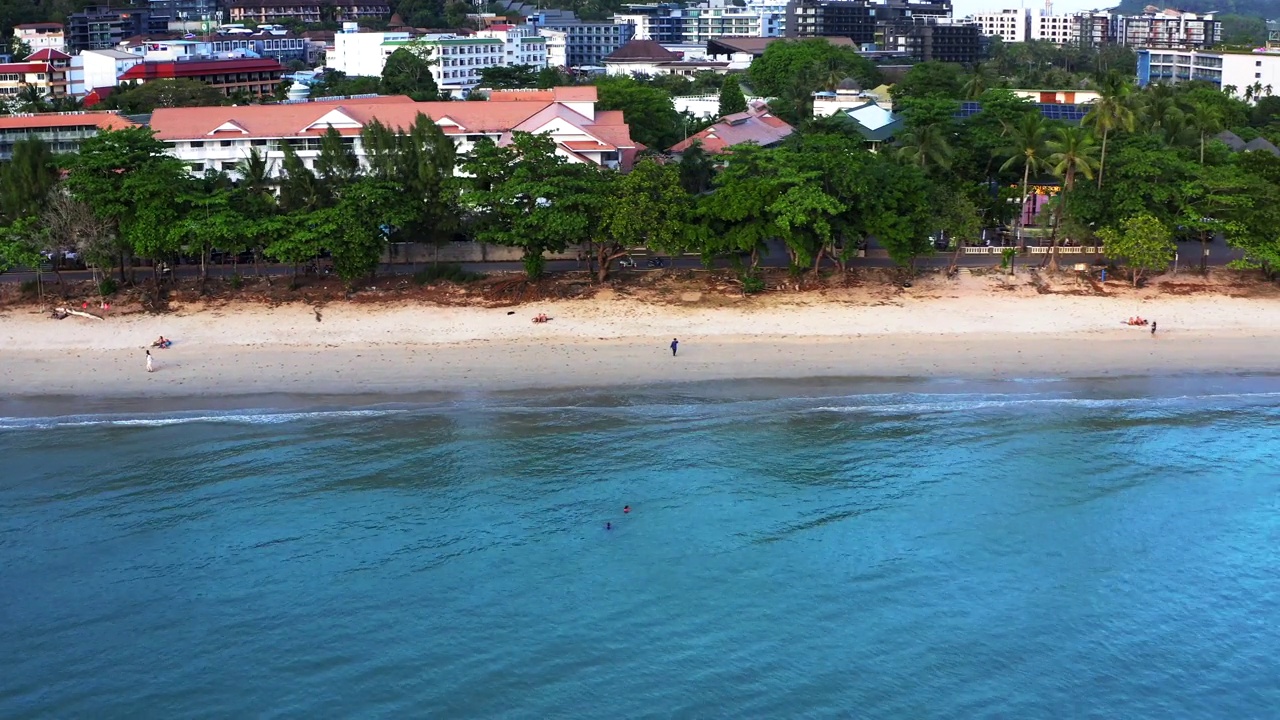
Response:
[0,240,1245,284]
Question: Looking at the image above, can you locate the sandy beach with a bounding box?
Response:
[2,270,1279,404]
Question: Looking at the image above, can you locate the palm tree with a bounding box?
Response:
[1223,84,1238,98]
[1244,85,1255,102]
[1252,81,1264,99]
[1266,84,1274,97]
[1082,73,1136,189]
[1140,88,1184,144]
[1187,101,1223,164]
[13,84,47,113]
[1045,126,1100,271]
[896,123,955,175]
[999,114,1052,249]
[961,63,997,100]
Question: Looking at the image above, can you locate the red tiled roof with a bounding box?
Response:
[488,87,598,103]
[668,109,794,154]
[564,139,616,151]
[0,112,137,131]
[118,58,286,81]
[0,62,50,73]
[25,48,71,61]
[14,22,64,30]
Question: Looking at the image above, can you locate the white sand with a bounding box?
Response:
[2,277,1279,399]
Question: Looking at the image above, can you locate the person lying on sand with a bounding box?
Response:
[532,314,550,324]
[151,336,173,348]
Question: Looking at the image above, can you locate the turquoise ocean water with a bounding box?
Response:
[2,376,1279,718]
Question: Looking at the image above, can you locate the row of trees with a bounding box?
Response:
[0,118,968,286]
[889,68,1280,279]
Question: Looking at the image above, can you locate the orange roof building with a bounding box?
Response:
[0,111,137,161]
[148,87,640,175]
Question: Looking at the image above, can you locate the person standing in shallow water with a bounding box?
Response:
[670,338,678,357]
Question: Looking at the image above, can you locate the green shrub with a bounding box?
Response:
[229,275,243,290]
[740,273,766,294]
[413,263,484,285]
[98,278,118,296]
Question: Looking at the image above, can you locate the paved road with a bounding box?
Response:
[0,240,1244,284]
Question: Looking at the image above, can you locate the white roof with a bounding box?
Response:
[845,102,896,131]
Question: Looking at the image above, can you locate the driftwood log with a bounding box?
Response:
[56,308,104,321]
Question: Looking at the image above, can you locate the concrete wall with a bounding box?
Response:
[382,241,589,264]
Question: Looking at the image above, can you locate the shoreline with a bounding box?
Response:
[2,331,1278,403]
[3,282,1280,411]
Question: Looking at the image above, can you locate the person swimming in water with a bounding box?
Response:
[606,522,612,530]
[623,505,631,514]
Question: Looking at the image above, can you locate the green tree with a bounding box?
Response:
[1186,100,1223,165]
[999,114,1053,248]
[462,133,605,278]
[890,61,964,102]
[861,158,934,270]
[896,122,955,175]
[0,138,58,223]
[677,140,716,195]
[747,39,880,99]
[717,75,748,116]
[1082,72,1137,189]
[1045,125,1099,270]
[1098,213,1174,286]
[381,46,439,101]
[597,159,689,281]
[62,126,192,282]
[104,79,226,113]
[479,64,540,89]
[593,75,682,149]
[315,126,360,187]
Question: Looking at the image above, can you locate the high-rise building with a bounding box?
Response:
[785,0,978,62]
[1028,13,1077,45]
[527,10,634,67]
[1117,9,1219,50]
[67,6,167,53]
[970,9,1027,44]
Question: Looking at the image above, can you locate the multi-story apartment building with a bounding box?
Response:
[331,25,547,92]
[786,0,877,45]
[881,17,981,63]
[542,29,568,68]
[1029,13,1076,45]
[1073,11,1114,48]
[67,49,144,96]
[787,0,978,62]
[147,0,219,28]
[148,87,638,175]
[615,0,777,44]
[68,6,168,53]
[117,32,311,63]
[0,111,136,161]
[0,49,71,102]
[527,10,634,67]
[1117,9,1219,50]
[13,23,66,53]
[970,9,1026,43]
[1138,48,1280,100]
[116,57,286,97]
[227,0,392,25]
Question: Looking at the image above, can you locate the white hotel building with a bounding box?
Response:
[1139,48,1280,101]
[147,87,639,177]
[969,9,1027,43]
[330,24,548,93]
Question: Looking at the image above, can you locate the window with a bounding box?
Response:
[1257,60,1262,66]
[252,139,267,146]
[1257,72,1262,78]
[190,162,204,171]
[190,141,204,148]
[220,140,233,147]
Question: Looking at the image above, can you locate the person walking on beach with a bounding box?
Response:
[670,338,679,357]
[1151,321,1157,336]
[145,350,154,373]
